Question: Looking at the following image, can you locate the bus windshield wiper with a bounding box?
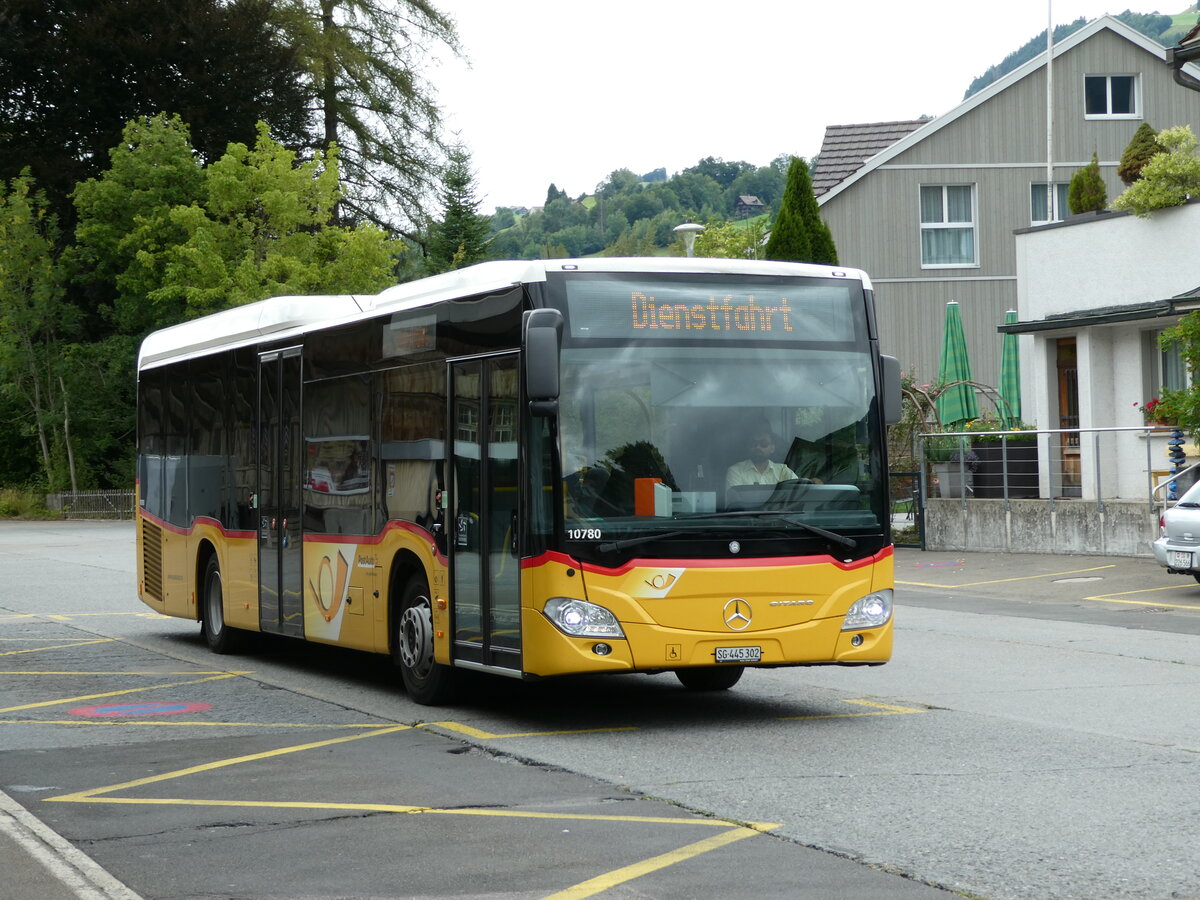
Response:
[596,531,688,553]
[683,510,857,549]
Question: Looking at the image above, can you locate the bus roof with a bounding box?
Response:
[137,257,871,371]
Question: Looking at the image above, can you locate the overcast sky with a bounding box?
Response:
[431,1,1177,211]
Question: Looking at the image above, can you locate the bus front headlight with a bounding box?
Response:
[543,597,625,638]
[841,589,893,630]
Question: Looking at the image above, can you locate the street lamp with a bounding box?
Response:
[673,222,705,257]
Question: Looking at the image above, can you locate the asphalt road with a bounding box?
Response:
[2,521,1200,900]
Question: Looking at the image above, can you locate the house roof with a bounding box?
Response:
[816,15,1200,206]
[810,120,929,197]
[1000,285,1200,334]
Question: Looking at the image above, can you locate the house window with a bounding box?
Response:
[1030,182,1070,224]
[1163,339,1188,392]
[920,184,976,267]
[1084,74,1138,118]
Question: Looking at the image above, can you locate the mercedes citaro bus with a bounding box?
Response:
[136,258,902,704]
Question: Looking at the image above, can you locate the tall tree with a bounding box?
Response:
[0,0,310,228]
[425,146,491,273]
[275,0,459,235]
[765,157,837,265]
[0,173,79,489]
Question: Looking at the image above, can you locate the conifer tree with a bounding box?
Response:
[1118,122,1163,185]
[764,157,837,265]
[1068,152,1107,214]
[426,146,490,273]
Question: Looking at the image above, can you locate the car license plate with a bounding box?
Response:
[715,646,761,663]
[1170,550,1194,569]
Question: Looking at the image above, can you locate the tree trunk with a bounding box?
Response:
[60,376,78,492]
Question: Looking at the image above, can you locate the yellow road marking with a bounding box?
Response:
[0,672,250,714]
[48,725,411,802]
[540,826,770,900]
[429,721,637,740]
[1083,585,1200,611]
[0,639,114,657]
[778,697,925,721]
[898,564,1115,589]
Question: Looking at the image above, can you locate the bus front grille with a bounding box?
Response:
[142,521,164,602]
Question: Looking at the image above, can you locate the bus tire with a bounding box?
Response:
[674,666,744,691]
[200,555,241,654]
[394,576,456,705]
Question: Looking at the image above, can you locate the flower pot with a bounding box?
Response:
[933,463,973,498]
[971,440,1038,499]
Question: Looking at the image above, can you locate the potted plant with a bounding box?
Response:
[925,435,977,498]
[965,414,1038,498]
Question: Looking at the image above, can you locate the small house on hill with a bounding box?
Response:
[734,195,764,217]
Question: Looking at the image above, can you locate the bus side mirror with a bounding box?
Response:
[881,355,902,425]
[523,308,563,417]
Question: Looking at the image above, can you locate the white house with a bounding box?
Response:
[1010,200,1200,500]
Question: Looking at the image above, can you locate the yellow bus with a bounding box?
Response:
[136,258,902,704]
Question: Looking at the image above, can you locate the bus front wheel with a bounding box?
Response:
[674,666,744,691]
[200,556,241,654]
[394,577,456,705]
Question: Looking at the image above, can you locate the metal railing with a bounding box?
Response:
[45,490,136,519]
[916,425,1198,512]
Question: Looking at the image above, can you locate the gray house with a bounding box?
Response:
[813,15,1200,409]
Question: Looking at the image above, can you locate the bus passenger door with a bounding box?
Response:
[450,354,521,671]
[258,347,304,638]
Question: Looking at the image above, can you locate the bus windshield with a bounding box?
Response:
[551,272,887,560]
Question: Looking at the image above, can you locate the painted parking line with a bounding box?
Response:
[0,638,115,657]
[778,698,927,721]
[541,825,767,900]
[429,722,638,740]
[898,564,1116,589]
[45,725,780,900]
[1083,584,1200,611]
[0,672,248,714]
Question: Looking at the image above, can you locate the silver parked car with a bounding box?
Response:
[1153,480,1200,582]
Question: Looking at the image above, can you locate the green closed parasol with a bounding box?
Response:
[935,301,978,428]
[998,309,1021,427]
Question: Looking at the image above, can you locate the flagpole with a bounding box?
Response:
[1046,0,1055,219]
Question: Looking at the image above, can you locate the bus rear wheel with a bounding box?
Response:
[200,556,241,654]
[394,576,456,705]
[674,666,744,691]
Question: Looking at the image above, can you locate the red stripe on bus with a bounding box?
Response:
[521,544,893,575]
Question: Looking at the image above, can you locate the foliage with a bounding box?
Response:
[0,0,311,229]
[691,218,769,259]
[764,157,837,265]
[1111,126,1200,217]
[1067,153,1107,214]
[1135,396,1171,425]
[74,116,401,327]
[682,157,756,188]
[0,172,80,490]
[1118,122,1163,185]
[964,12,1176,100]
[963,413,1036,441]
[272,0,459,235]
[425,145,491,274]
[0,488,55,519]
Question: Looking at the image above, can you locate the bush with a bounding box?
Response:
[0,489,54,518]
